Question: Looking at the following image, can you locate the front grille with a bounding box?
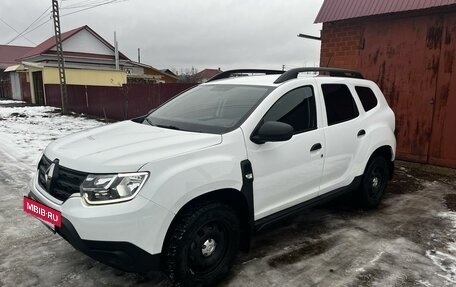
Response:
[37,156,88,201]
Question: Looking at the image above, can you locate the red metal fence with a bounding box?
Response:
[44,83,196,121]
[0,73,12,98]
[358,13,456,168]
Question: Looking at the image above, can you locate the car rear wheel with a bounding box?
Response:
[359,156,389,208]
[163,202,240,287]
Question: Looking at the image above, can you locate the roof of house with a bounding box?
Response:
[19,25,129,60]
[315,0,456,23]
[160,69,177,77]
[128,61,179,79]
[195,68,222,79]
[0,45,33,69]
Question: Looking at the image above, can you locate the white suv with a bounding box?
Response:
[27,68,396,286]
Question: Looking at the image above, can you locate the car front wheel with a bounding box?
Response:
[163,202,240,287]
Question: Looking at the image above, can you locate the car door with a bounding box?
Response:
[245,85,325,220]
[317,82,364,194]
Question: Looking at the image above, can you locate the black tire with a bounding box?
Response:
[163,202,240,287]
[358,156,389,208]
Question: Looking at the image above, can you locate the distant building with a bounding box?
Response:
[160,69,178,77]
[127,62,179,83]
[4,25,175,104]
[0,45,32,99]
[194,68,222,83]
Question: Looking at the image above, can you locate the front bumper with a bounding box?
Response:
[28,171,174,273]
[28,191,160,273]
[60,214,160,272]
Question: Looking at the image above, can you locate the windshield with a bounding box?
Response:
[144,84,275,134]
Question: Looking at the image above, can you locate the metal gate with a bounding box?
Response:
[32,71,45,106]
[429,14,456,168]
[359,13,456,167]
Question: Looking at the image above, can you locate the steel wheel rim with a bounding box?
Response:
[368,167,385,199]
[187,221,229,274]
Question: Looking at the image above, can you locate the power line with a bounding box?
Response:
[0,17,36,45]
[61,0,100,8]
[3,0,129,45]
[61,0,129,16]
[20,19,53,38]
[5,6,51,45]
[62,0,115,9]
[62,0,127,11]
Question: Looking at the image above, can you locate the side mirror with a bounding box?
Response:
[251,121,294,144]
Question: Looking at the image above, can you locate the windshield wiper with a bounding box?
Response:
[145,118,154,126]
[155,124,182,131]
[145,118,193,132]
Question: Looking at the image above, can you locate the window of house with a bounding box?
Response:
[322,84,359,126]
[355,86,378,112]
[263,86,317,133]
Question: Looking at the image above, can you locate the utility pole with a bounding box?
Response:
[51,0,68,114]
[114,31,119,70]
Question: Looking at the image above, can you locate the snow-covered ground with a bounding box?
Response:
[0,99,455,287]
[0,99,25,104]
[426,209,456,285]
[0,102,104,168]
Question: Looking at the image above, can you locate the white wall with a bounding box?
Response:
[51,29,114,56]
[10,72,22,100]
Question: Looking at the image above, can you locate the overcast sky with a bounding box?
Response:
[1,0,324,72]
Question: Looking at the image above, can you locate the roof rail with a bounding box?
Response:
[273,67,364,84]
[207,69,284,82]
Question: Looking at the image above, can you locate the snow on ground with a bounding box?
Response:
[426,210,456,284]
[0,99,25,104]
[0,100,105,168]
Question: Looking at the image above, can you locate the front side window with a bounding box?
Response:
[263,86,317,133]
[322,84,359,126]
[144,84,275,134]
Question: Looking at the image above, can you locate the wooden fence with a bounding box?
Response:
[44,83,196,120]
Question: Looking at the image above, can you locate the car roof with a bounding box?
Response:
[202,73,371,87]
[202,67,366,87]
[202,74,283,86]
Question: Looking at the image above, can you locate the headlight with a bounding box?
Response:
[80,172,149,205]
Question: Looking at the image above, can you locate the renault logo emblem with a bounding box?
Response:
[45,159,59,191]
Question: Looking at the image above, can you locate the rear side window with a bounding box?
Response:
[322,84,359,126]
[355,86,378,112]
[263,86,316,133]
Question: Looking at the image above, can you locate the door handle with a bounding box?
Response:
[310,143,322,152]
[357,129,366,137]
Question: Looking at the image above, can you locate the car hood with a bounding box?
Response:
[44,120,222,173]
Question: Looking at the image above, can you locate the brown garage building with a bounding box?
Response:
[316,0,456,168]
